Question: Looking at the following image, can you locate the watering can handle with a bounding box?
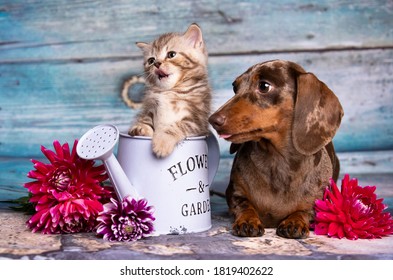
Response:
[206,131,220,186]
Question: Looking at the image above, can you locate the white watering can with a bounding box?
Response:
[76,124,220,235]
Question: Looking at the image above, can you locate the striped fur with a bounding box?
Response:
[129,24,211,158]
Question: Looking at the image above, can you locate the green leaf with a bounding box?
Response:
[5,195,36,215]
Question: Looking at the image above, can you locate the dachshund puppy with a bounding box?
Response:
[209,60,344,239]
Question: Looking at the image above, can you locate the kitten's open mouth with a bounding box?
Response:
[155,69,170,80]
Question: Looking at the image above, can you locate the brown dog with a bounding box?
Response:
[209,60,344,239]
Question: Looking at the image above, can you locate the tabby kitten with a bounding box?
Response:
[129,23,211,158]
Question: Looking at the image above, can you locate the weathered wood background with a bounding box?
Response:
[1,0,392,200]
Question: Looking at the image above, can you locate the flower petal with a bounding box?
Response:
[328,222,339,237]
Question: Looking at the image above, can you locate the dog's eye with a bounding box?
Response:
[147,57,156,65]
[259,81,272,93]
[167,51,176,59]
[232,83,238,94]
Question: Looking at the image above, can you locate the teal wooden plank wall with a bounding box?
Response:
[1,0,392,159]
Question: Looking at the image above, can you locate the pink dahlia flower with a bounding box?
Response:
[24,140,111,234]
[96,196,155,242]
[314,174,393,240]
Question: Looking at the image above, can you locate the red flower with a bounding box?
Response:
[314,174,393,240]
[24,140,111,234]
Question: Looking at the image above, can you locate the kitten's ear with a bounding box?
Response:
[183,23,204,48]
[136,42,150,51]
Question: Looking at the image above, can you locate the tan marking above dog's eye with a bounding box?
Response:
[259,81,272,93]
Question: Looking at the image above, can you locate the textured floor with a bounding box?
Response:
[1,183,393,260]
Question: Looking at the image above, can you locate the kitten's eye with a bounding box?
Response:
[167,51,176,59]
[259,81,272,93]
[147,57,155,65]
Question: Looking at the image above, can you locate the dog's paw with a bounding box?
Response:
[232,219,265,237]
[276,218,309,239]
[129,124,153,137]
[152,133,178,158]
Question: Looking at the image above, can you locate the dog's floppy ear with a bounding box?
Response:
[292,73,343,156]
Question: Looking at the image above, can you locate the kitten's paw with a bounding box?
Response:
[152,133,178,158]
[129,124,153,137]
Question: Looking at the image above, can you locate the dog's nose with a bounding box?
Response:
[209,113,226,128]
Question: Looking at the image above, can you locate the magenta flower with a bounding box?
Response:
[24,140,111,234]
[314,174,393,240]
[96,196,155,242]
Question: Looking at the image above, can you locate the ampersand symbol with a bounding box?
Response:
[198,181,205,193]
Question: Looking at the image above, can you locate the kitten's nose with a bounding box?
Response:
[154,61,162,68]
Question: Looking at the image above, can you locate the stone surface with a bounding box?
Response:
[0,211,61,256]
[1,200,393,260]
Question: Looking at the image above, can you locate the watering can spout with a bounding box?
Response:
[105,153,138,200]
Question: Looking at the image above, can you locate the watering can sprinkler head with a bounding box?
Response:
[76,124,138,201]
